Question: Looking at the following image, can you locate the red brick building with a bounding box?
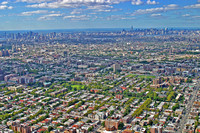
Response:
[116,94,123,100]
[105,119,120,131]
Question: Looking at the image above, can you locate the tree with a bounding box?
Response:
[88,126,94,132]
[163,104,169,109]
[195,115,199,121]
[153,92,158,100]
[87,120,92,123]
[58,112,63,115]
[101,121,105,127]
[149,120,153,125]
[20,119,25,123]
[48,126,53,132]
[172,103,179,111]
[167,91,176,101]
[195,121,199,128]
[109,110,114,116]
[132,98,152,117]
[187,78,193,83]
[118,122,124,130]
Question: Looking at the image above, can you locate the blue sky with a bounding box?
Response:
[0,0,200,30]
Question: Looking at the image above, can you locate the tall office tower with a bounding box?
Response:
[131,26,133,31]
[113,63,121,72]
[12,45,16,52]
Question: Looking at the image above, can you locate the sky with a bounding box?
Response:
[0,0,200,30]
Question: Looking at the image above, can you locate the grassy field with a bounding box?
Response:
[138,75,156,79]
[71,85,85,90]
[126,74,137,78]
[126,74,156,79]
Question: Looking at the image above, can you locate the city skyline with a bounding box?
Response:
[0,0,200,30]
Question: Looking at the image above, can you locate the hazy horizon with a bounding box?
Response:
[0,27,200,33]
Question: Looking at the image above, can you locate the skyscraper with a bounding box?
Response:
[113,63,120,72]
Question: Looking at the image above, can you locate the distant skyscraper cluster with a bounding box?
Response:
[0,49,9,57]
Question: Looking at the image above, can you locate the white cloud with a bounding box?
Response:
[38,13,63,20]
[121,17,135,20]
[87,5,113,10]
[184,4,200,9]
[45,13,62,17]
[27,2,77,8]
[20,10,48,16]
[0,5,13,10]
[25,0,162,10]
[132,0,143,5]
[182,14,200,19]
[133,7,164,15]
[132,0,159,5]
[70,9,83,15]
[107,15,135,20]
[1,1,8,5]
[132,4,179,15]
[151,13,161,17]
[0,5,7,9]
[87,5,116,12]
[27,0,120,14]
[191,16,200,19]
[63,14,90,20]
[16,0,53,3]
[147,0,158,5]
[89,12,97,14]
[26,0,131,9]
[182,14,190,17]
[27,3,50,8]
[8,6,13,9]
[0,1,13,10]
[165,4,179,10]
